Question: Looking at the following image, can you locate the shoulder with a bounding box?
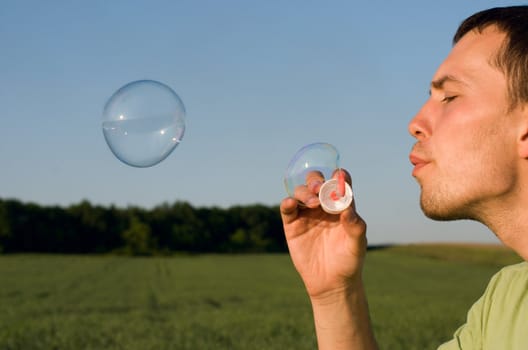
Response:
[491,261,528,284]
[497,261,528,273]
[480,261,528,324]
[480,261,528,348]
[437,261,528,350]
[483,261,527,296]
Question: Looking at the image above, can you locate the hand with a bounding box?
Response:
[280,169,368,300]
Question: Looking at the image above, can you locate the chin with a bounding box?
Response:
[420,193,474,222]
[422,207,466,221]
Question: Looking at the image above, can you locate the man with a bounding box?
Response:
[280,6,528,349]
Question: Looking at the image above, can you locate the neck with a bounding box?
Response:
[480,192,528,261]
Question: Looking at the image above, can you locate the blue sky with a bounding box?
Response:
[0,0,523,245]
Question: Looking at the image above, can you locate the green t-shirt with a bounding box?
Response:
[438,262,528,350]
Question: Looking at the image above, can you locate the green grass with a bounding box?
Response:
[0,245,522,349]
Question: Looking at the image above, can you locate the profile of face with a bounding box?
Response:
[408,26,526,223]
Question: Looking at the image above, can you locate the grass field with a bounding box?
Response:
[0,244,522,349]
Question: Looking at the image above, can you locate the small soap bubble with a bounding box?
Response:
[284,142,340,196]
[102,80,186,167]
[284,142,352,214]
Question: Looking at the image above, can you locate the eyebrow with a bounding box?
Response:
[428,75,468,95]
[430,75,465,90]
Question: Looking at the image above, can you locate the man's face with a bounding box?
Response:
[408,26,524,222]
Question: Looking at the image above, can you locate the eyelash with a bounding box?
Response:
[442,95,457,103]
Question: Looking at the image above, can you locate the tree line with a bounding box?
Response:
[0,198,287,255]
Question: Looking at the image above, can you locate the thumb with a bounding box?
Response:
[280,197,299,225]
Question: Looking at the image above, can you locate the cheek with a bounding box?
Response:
[443,124,517,192]
[432,125,498,183]
[432,128,475,173]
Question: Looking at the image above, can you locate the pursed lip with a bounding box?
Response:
[409,154,430,176]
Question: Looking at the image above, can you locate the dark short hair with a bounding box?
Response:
[454,6,528,109]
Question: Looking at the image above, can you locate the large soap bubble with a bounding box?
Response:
[102,80,186,167]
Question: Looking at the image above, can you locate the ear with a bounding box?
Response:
[518,105,528,158]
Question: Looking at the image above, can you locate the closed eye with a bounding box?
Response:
[442,95,457,103]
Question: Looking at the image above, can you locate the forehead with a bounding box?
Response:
[432,26,507,88]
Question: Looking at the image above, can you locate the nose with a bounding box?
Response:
[408,102,429,140]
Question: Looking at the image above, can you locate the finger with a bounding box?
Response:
[340,198,367,240]
[305,170,325,194]
[294,185,320,208]
[280,197,300,224]
[331,168,352,185]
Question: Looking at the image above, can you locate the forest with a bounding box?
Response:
[0,198,286,255]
